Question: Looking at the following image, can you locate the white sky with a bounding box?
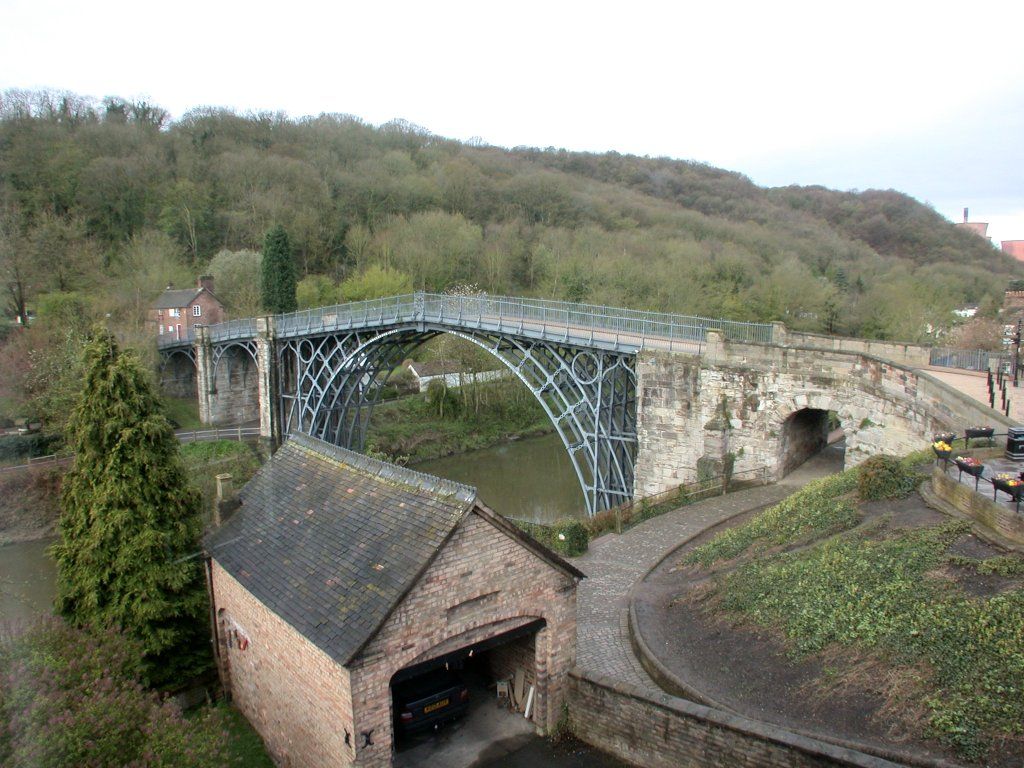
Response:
[2,0,1023,244]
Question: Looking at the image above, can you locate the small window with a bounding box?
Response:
[193,304,202,317]
[158,325,163,335]
[169,308,180,318]
[167,325,174,333]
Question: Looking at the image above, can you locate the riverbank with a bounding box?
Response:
[0,440,262,546]
[366,380,553,464]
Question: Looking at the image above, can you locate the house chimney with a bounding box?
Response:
[198,274,214,293]
[964,207,969,223]
[212,473,239,527]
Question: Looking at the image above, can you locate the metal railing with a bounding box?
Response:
[157,328,196,348]
[206,292,774,351]
[929,347,1007,372]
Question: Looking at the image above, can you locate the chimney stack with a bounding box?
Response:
[212,473,238,528]
[198,274,214,293]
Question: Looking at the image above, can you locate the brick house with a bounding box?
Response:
[151,275,225,342]
[205,433,582,768]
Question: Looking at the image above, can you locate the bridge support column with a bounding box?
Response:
[255,317,280,449]
[195,326,215,425]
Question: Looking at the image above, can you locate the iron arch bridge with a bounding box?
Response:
[158,293,773,515]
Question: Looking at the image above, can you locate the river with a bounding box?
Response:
[413,431,586,525]
[0,537,57,625]
[0,433,584,624]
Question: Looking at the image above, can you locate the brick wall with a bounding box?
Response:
[211,563,356,768]
[348,509,578,767]
[569,671,896,768]
[931,467,1024,544]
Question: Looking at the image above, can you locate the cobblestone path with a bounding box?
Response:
[574,448,841,688]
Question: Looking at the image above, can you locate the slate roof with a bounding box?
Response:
[154,287,203,309]
[205,432,478,666]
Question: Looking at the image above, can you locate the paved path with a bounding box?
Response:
[574,447,842,688]
[923,366,1022,421]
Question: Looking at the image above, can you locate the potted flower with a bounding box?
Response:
[933,431,957,447]
[932,440,953,460]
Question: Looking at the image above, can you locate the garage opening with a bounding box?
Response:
[779,408,844,477]
[391,619,544,764]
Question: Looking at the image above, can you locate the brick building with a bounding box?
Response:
[205,433,582,768]
[151,275,225,342]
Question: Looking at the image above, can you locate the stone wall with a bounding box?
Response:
[207,346,260,424]
[211,563,356,768]
[159,351,196,400]
[782,328,931,369]
[348,509,578,767]
[931,467,1024,544]
[634,333,1019,498]
[569,671,897,768]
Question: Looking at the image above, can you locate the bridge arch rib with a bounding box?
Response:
[278,323,637,516]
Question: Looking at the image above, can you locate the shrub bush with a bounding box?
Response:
[857,454,919,500]
[0,619,229,768]
[551,519,589,557]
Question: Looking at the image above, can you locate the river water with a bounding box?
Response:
[0,537,57,625]
[0,433,583,623]
[414,431,586,525]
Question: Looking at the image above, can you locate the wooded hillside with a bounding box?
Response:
[1,88,1019,345]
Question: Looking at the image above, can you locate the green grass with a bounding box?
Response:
[365,380,551,463]
[716,519,1024,757]
[684,469,860,567]
[218,704,275,767]
[163,396,203,430]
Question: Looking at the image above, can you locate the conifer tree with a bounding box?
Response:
[53,329,210,686]
[260,224,297,313]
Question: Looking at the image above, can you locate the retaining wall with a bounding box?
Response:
[569,671,903,768]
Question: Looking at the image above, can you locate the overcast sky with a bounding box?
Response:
[2,0,1022,244]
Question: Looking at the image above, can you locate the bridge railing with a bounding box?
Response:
[208,292,774,350]
[928,347,1008,373]
[275,294,419,337]
[208,318,259,343]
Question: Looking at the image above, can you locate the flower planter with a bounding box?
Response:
[992,477,1024,513]
[954,458,985,490]
[965,427,995,447]
[932,447,952,461]
[934,432,957,446]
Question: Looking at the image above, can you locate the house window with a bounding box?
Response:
[166,325,174,334]
[169,308,180,318]
[158,325,163,335]
[192,305,202,317]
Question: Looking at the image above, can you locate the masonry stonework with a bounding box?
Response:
[635,335,1017,498]
[348,510,578,767]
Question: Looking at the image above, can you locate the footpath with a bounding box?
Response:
[574,447,842,691]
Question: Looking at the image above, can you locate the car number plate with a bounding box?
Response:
[423,698,449,714]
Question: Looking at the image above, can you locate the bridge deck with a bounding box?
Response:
[158,293,771,354]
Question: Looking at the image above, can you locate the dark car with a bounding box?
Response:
[393,668,470,735]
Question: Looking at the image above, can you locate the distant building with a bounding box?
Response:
[405,360,504,393]
[1002,241,1024,262]
[955,207,990,240]
[151,275,225,342]
[953,306,978,319]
